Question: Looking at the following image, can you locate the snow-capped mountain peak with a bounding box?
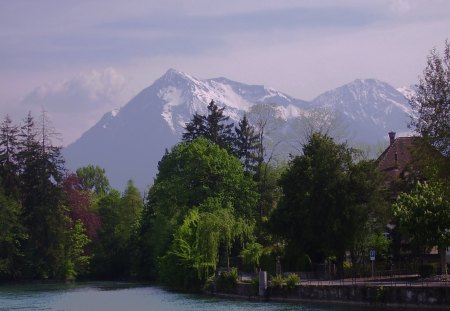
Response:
[64,70,414,190]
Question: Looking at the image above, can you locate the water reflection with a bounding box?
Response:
[0,282,391,311]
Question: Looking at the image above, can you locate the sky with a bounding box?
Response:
[1,0,449,145]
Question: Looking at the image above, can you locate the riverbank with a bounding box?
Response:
[207,281,450,309]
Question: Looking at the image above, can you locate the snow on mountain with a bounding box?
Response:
[63,70,413,191]
[310,79,412,143]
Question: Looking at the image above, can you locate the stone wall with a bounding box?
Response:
[216,283,450,308]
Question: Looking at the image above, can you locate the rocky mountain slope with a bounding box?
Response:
[63,69,413,190]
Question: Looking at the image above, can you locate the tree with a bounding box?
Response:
[17,111,68,279]
[409,40,450,172]
[393,181,450,276]
[142,138,258,285]
[182,100,235,152]
[0,115,20,198]
[0,187,26,280]
[91,181,142,278]
[62,174,101,240]
[91,189,122,278]
[270,133,387,275]
[76,165,110,196]
[234,114,260,174]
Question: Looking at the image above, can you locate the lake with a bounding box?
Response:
[0,282,390,311]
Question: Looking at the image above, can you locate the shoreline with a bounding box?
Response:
[206,281,450,310]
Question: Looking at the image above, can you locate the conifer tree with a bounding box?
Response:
[18,111,67,278]
[0,115,20,198]
[183,100,235,152]
[234,114,260,174]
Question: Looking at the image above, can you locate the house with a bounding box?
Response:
[377,131,415,181]
[377,132,450,265]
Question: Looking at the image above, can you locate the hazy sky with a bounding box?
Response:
[1,0,449,145]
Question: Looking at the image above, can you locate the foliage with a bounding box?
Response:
[285,273,300,289]
[91,182,143,278]
[216,267,239,292]
[182,100,235,152]
[270,133,387,275]
[62,174,100,240]
[240,242,264,272]
[234,114,261,174]
[393,180,450,274]
[409,40,450,159]
[60,220,91,280]
[144,138,258,288]
[419,263,438,277]
[270,274,284,288]
[76,165,111,197]
[0,188,26,280]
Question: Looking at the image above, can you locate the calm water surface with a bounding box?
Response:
[0,282,393,311]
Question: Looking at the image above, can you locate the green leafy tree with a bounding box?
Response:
[0,187,26,280]
[393,181,450,276]
[409,40,450,178]
[92,182,142,278]
[270,133,387,275]
[240,242,264,272]
[143,138,258,286]
[76,165,111,197]
[91,189,121,277]
[59,220,91,280]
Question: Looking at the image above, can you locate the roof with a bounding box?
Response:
[377,137,416,179]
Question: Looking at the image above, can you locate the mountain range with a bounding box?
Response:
[63,69,413,191]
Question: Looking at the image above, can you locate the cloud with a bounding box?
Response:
[19,68,131,145]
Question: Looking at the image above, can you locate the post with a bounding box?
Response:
[259,271,267,297]
[370,249,376,279]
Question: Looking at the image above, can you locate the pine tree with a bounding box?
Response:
[234,114,260,174]
[18,111,68,279]
[183,100,235,152]
[0,115,20,198]
[182,113,206,142]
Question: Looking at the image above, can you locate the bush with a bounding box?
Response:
[271,274,284,288]
[285,273,300,289]
[419,263,437,278]
[216,267,239,291]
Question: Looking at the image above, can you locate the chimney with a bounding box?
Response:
[388,131,396,145]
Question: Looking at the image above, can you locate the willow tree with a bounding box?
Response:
[142,138,259,287]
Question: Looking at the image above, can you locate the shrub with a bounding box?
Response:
[285,273,300,289]
[271,274,284,288]
[419,263,437,278]
[216,268,239,291]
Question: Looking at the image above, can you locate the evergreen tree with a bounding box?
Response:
[182,100,235,152]
[18,111,68,279]
[270,133,387,275]
[234,114,260,174]
[0,115,20,198]
[182,112,206,142]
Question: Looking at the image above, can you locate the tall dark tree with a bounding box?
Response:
[270,133,387,275]
[183,100,235,152]
[0,115,20,199]
[234,114,260,174]
[17,111,68,279]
